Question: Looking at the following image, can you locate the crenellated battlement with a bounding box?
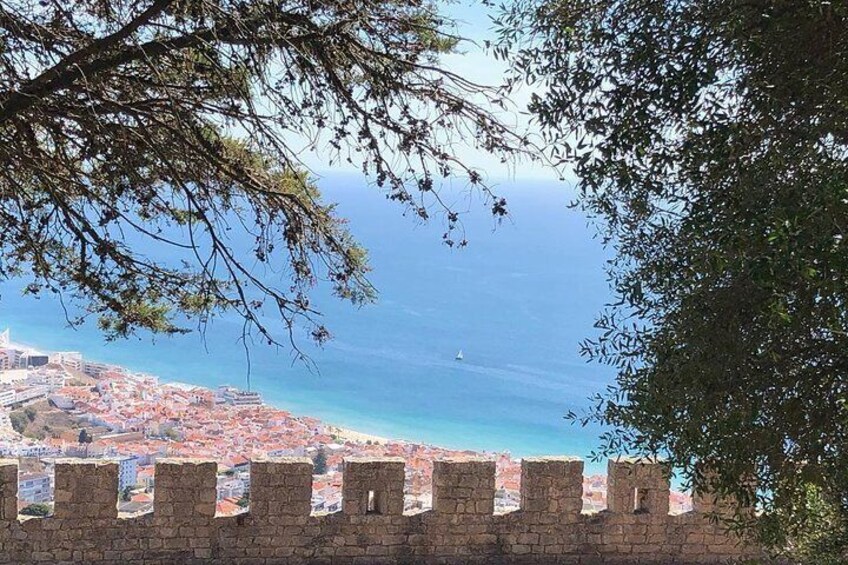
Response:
[0,456,760,564]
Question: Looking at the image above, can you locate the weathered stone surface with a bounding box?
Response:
[432,457,495,516]
[0,457,761,564]
[607,458,671,517]
[0,459,17,521]
[154,458,217,520]
[691,464,756,520]
[342,457,405,516]
[251,457,313,518]
[53,459,118,519]
[521,456,583,515]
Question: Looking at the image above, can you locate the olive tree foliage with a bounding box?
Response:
[0,0,524,351]
[495,0,848,557]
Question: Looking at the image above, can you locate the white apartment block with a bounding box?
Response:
[117,456,139,491]
[0,389,15,407]
[50,352,83,372]
[18,472,52,503]
[216,386,262,406]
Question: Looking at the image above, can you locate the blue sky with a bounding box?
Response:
[300,1,560,183]
[438,3,551,180]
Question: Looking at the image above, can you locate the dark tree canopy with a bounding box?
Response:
[78,428,93,444]
[20,503,51,517]
[0,0,524,351]
[497,0,848,559]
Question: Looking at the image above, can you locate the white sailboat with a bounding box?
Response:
[455,350,464,361]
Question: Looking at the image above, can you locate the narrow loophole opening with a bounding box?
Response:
[634,487,648,514]
[366,490,378,514]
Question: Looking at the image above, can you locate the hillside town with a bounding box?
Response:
[0,329,692,517]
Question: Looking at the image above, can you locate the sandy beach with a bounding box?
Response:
[328,425,390,445]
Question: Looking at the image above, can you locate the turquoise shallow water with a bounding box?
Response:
[0,173,615,474]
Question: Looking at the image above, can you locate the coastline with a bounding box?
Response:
[328,426,390,445]
[0,173,619,471]
[0,318,611,472]
[6,335,398,448]
[0,326,695,515]
[134,376,402,450]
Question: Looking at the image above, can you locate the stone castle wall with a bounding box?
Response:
[0,456,760,564]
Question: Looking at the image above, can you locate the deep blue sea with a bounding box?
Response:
[0,172,616,474]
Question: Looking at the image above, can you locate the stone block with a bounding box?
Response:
[154,459,217,520]
[342,457,405,516]
[432,458,495,515]
[53,459,118,519]
[520,456,583,515]
[0,459,17,521]
[251,457,313,518]
[607,458,670,516]
[692,465,755,518]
